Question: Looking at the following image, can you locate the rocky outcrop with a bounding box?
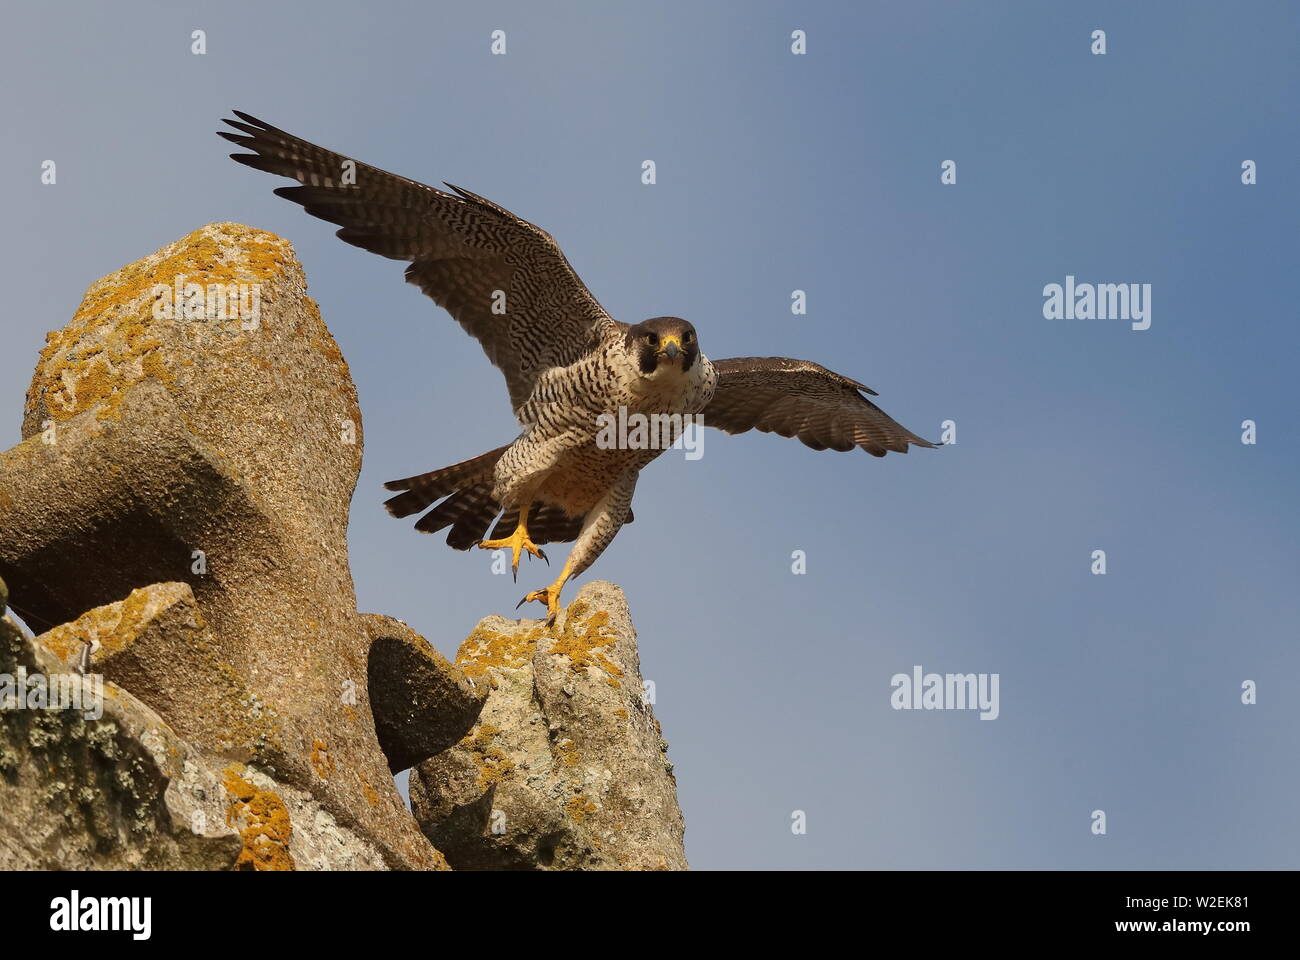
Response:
[364,614,487,774]
[34,581,272,758]
[0,225,463,869]
[0,575,243,869]
[0,224,687,870]
[411,581,687,870]
[1,572,392,870]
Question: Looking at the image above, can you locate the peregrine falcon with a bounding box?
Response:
[219,111,936,619]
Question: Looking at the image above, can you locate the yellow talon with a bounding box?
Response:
[478,511,546,579]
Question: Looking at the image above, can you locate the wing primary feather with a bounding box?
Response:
[702,356,937,455]
[219,110,618,411]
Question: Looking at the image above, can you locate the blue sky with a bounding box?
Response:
[3,1,1297,868]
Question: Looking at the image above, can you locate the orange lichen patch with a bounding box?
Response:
[37,585,181,663]
[310,739,335,779]
[566,794,598,824]
[613,708,628,720]
[29,224,291,426]
[548,604,624,688]
[456,624,543,686]
[36,327,168,426]
[223,767,295,871]
[459,723,515,791]
[557,742,581,768]
[71,224,288,327]
[357,773,382,808]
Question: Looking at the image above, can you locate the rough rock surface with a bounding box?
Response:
[35,581,272,757]
[0,225,464,869]
[0,575,242,869]
[410,581,687,870]
[1,573,389,870]
[364,614,487,773]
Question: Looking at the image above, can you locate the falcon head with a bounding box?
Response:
[627,316,699,377]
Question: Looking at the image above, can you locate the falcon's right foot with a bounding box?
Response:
[516,559,573,626]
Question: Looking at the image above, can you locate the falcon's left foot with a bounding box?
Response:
[517,562,573,625]
[478,514,546,580]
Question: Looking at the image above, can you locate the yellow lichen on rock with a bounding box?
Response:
[309,739,335,780]
[455,624,542,685]
[454,601,623,693]
[28,224,291,426]
[459,723,515,791]
[356,773,383,808]
[223,767,295,871]
[565,794,597,824]
[557,741,581,768]
[37,584,186,663]
[548,603,624,688]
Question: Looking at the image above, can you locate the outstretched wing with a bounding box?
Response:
[218,111,617,411]
[701,357,937,456]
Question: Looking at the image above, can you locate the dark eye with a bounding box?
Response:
[683,331,694,343]
[646,333,658,346]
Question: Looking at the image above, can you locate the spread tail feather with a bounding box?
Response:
[384,446,509,549]
[383,445,508,518]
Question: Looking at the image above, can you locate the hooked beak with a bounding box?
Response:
[659,336,681,361]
